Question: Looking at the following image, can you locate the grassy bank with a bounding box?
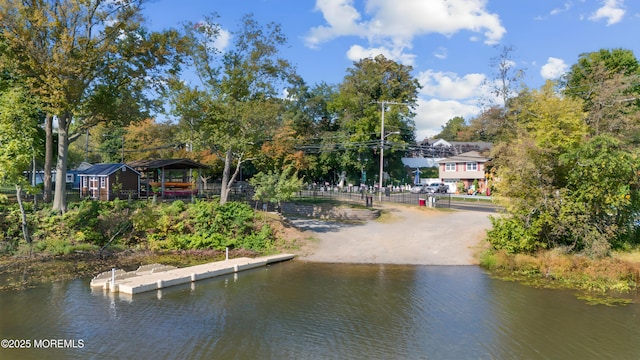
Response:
[0,200,310,291]
[0,249,245,291]
[479,247,640,305]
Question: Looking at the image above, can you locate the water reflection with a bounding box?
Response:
[1,262,639,359]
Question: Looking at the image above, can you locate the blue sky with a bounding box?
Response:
[143,0,640,141]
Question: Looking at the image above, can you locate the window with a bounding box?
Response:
[89,177,98,189]
[466,162,478,171]
[82,177,87,187]
[100,177,106,188]
[445,163,456,172]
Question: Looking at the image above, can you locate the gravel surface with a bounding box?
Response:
[290,204,493,265]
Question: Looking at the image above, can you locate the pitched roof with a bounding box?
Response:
[78,163,141,177]
[127,158,208,170]
[437,151,489,163]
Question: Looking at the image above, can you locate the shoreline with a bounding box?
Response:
[0,203,495,290]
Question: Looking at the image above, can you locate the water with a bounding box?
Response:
[1,262,639,359]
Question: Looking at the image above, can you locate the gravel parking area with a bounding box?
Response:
[290,204,493,265]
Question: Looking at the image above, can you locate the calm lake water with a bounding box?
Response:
[1,261,639,359]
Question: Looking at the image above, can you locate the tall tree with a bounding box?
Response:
[328,55,420,185]
[563,49,640,142]
[473,45,527,142]
[0,0,180,212]
[487,45,526,108]
[170,14,298,204]
[265,80,338,180]
[0,85,41,244]
[486,80,640,257]
[435,116,467,141]
[123,119,180,161]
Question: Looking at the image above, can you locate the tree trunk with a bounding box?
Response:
[52,112,70,213]
[219,149,233,205]
[219,149,243,205]
[43,114,53,203]
[31,156,38,208]
[15,185,31,244]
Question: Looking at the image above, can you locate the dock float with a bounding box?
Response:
[90,254,295,295]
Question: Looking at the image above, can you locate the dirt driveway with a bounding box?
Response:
[289,204,493,265]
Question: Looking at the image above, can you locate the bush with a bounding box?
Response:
[1,199,275,255]
[486,215,547,253]
[134,200,273,252]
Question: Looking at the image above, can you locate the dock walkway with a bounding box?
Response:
[90,254,295,295]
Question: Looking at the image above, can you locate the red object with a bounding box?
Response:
[418,199,426,207]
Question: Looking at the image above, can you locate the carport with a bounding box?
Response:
[127,158,208,198]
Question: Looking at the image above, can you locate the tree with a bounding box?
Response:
[326,55,420,185]
[459,106,504,142]
[123,119,181,161]
[170,14,298,204]
[487,81,640,257]
[249,166,303,209]
[472,45,527,142]
[558,136,640,256]
[435,116,467,140]
[514,80,587,153]
[0,85,41,244]
[485,45,527,110]
[563,48,640,142]
[0,0,181,212]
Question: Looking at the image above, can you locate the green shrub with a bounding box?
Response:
[238,224,274,251]
[1,199,276,254]
[212,202,254,238]
[486,215,546,253]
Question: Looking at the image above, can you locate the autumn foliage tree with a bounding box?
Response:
[488,50,640,257]
[169,14,299,204]
[0,0,181,212]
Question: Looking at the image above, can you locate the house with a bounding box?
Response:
[411,138,492,158]
[437,151,490,194]
[78,163,141,200]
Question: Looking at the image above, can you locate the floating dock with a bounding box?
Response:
[90,254,295,295]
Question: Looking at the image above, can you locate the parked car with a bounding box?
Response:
[410,184,425,194]
[423,183,448,194]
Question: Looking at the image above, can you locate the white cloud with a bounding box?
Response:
[306,0,366,47]
[214,29,231,52]
[540,57,569,79]
[589,0,625,25]
[413,70,490,139]
[550,2,572,16]
[418,70,487,100]
[306,0,506,64]
[363,0,505,44]
[433,47,448,60]
[414,98,480,140]
[346,44,416,65]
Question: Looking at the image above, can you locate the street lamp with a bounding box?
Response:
[377,100,407,201]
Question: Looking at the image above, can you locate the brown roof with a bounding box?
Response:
[437,151,489,163]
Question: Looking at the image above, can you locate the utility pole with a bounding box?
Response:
[376,101,407,201]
